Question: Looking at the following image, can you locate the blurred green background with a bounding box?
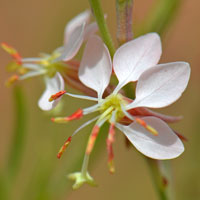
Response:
[0,0,199,199]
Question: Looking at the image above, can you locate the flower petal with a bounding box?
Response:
[38,73,65,111]
[64,10,90,45]
[56,24,85,62]
[83,22,98,41]
[126,62,190,109]
[113,33,162,91]
[79,36,112,98]
[116,117,184,159]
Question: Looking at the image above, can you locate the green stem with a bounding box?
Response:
[136,0,182,37]
[7,86,27,180]
[145,158,168,200]
[89,0,116,57]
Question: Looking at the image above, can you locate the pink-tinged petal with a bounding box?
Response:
[113,33,162,90]
[117,117,184,160]
[56,24,85,62]
[64,10,90,45]
[129,107,182,123]
[83,22,98,41]
[126,62,190,109]
[38,73,64,111]
[79,36,112,98]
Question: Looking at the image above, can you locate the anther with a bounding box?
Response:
[5,75,19,87]
[1,43,22,65]
[107,123,115,173]
[57,136,72,159]
[51,108,83,123]
[135,118,158,136]
[49,90,66,102]
[86,125,100,155]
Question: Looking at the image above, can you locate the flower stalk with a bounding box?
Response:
[8,86,27,180]
[116,0,134,45]
[145,158,169,200]
[89,0,116,57]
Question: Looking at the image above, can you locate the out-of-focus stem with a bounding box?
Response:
[7,86,27,179]
[116,0,134,45]
[145,158,169,200]
[136,0,182,37]
[89,0,115,57]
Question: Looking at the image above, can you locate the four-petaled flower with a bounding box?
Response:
[2,10,97,110]
[51,33,190,189]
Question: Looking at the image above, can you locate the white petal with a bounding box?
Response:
[116,117,184,160]
[79,36,112,99]
[126,62,190,109]
[64,10,90,45]
[83,22,98,41]
[55,23,85,62]
[38,73,65,111]
[113,33,162,91]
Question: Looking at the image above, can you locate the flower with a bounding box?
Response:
[2,10,98,111]
[51,34,190,189]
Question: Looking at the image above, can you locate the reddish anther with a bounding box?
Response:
[86,125,100,155]
[107,123,115,173]
[57,136,72,159]
[51,108,83,123]
[6,75,19,87]
[1,42,22,65]
[49,90,66,102]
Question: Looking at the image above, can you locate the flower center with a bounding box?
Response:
[99,94,128,122]
[39,52,64,77]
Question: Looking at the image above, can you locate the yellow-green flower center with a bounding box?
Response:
[39,52,65,77]
[99,94,128,122]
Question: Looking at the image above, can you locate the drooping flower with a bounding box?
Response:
[2,10,97,111]
[51,34,190,189]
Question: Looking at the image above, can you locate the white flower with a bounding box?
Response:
[52,34,190,188]
[2,10,98,111]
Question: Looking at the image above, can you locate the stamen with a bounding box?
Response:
[52,108,83,123]
[1,42,22,65]
[72,116,99,137]
[5,75,19,87]
[57,136,72,159]
[86,125,100,155]
[121,104,158,136]
[135,118,158,136]
[65,92,98,101]
[83,104,100,115]
[49,90,66,102]
[107,123,115,174]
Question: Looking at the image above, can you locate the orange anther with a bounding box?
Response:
[57,136,72,159]
[49,90,66,102]
[86,125,100,155]
[5,75,19,87]
[52,108,83,123]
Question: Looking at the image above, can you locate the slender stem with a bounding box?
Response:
[81,153,90,176]
[136,0,182,37]
[116,0,134,45]
[89,0,116,57]
[145,158,169,200]
[7,86,27,180]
